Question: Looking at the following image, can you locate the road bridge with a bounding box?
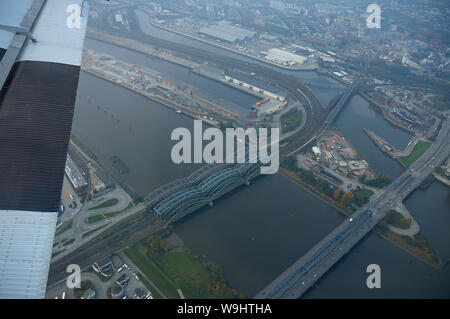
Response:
[256,118,450,299]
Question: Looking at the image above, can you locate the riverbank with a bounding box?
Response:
[280,166,442,268]
[363,127,427,169]
[359,91,416,135]
[397,140,432,167]
[124,234,245,299]
[280,167,352,216]
[433,172,450,187]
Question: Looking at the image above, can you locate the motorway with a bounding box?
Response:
[256,117,450,299]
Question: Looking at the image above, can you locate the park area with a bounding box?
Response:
[124,236,245,299]
[399,141,432,167]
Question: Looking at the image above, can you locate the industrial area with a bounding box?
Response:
[81,49,299,131]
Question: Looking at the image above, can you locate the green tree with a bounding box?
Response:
[333,188,341,201]
[147,236,164,254]
[339,191,354,207]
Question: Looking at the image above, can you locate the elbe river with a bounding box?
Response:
[71,35,450,298]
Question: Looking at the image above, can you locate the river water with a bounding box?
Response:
[71,35,450,298]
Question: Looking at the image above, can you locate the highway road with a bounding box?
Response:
[256,117,450,299]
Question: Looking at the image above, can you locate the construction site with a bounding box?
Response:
[298,128,376,189]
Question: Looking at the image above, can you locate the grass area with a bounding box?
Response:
[85,215,105,224]
[376,222,440,266]
[55,220,73,237]
[383,210,411,230]
[353,189,374,207]
[88,198,119,211]
[280,108,302,133]
[136,272,163,299]
[62,238,76,246]
[124,243,180,299]
[85,202,134,224]
[159,250,215,299]
[125,241,244,299]
[82,224,109,239]
[399,141,432,167]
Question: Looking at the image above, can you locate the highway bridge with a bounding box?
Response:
[256,117,450,299]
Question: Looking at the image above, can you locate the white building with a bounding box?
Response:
[267,48,308,64]
[312,146,321,156]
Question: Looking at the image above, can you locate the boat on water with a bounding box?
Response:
[176,109,182,114]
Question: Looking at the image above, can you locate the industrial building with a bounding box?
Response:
[93,258,115,278]
[332,70,348,78]
[265,48,308,65]
[199,23,256,43]
[224,75,285,101]
[256,98,286,117]
[65,154,88,195]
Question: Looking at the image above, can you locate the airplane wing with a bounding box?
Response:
[0,0,89,298]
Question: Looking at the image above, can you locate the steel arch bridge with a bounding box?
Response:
[147,161,261,224]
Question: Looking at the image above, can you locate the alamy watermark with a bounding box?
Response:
[366,264,381,289]
[66,4,81,29]
[366,4,381,29]
[66,264,81,289]
[171,120,279,175]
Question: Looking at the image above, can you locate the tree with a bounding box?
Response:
[147,236,164,254]
[339,191,354,207]
[282,156,298,171]
[333,188,341,201]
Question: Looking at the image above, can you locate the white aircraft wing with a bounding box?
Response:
[0,0,89,298]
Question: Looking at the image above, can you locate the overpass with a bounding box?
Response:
[256,117,450,299]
